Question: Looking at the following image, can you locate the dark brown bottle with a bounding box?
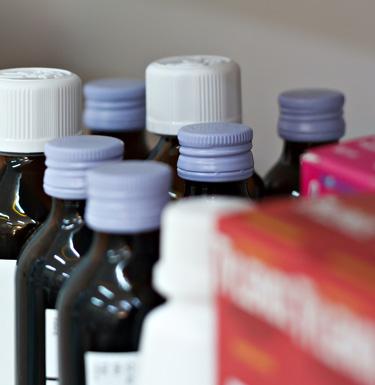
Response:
[0,67,82,385]
[16,199,91,385]
[148,135,263,200]
[84,78,149,159]
[177,123,255,199]
[57,161,171,385]
[146,55,247,199]
[264,89,345,198]
[16,135,124,385]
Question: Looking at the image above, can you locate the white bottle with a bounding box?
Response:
[136,197,251,385]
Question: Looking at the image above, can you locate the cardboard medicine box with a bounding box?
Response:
[216,195,375,385]
[301,135,375,196]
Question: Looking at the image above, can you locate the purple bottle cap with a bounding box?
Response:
[278,89,345,142]
[44,135,124,200]
[85,161,172,234]
[83,78,145,132]
[177,122,254,182]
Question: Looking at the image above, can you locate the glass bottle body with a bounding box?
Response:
[264,141,336,198]
[58,230,163,385]
[91,130,149,160]
[16,199,93,385]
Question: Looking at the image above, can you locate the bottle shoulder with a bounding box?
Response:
[59,258,161,324]
[18,218,89,265]
[17,223,92,302]
[264,160,299,194]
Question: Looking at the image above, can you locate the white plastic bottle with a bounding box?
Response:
[136,197,250,385]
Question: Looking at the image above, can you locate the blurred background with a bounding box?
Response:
[1,0,374,174]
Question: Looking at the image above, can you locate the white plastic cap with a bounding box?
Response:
[154,197,251,299]
[0,68,82,153]
[146,55,242,136]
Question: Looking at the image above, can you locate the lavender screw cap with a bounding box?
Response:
[84,78,145,132]
[44,135,124,199]
[278,89,345,142]
[177,122,254,182]
[85,161,172,234]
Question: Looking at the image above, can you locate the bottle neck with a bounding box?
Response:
[149,135,179,156]
[48,198,86,221]
[149,135,184,199]
[0,152,45,171]
[280,140,337,165]
[162,135,179,145]
[90,230,160,265]
[183,179,250,198]
[91,129,149,159]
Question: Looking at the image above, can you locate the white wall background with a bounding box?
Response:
[1,0,374,174]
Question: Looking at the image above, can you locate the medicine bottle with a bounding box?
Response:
[84,78,149,159]
[264,89,345,198]
[178,123,255,199]
[57,161,171,385]
[16,135,124,385]
[0,67,81,385]
[136,197,250,385]
[146,55,249,199]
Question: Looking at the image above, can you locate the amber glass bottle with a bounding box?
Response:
[177,123,256,199]
[84,78,149,159]
[0,67,81,385]
[145,55,248,199]
[264,89,345,198]
[57,161,171,385]
[16,136,124,385]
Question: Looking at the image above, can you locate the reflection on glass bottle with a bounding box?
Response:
[0,155,49,260]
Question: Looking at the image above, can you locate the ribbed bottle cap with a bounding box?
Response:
[44,135,124,200]
[146,55,242,136]
[0,68,82,153]
[154,197,252,299]
[177,122,254,182]
[84,78,145,132]
[85,161,172,233]
[278,89,346,142]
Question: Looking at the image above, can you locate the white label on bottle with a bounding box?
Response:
[45,308,59,383]
[0,259,16,385]
[85,351,138,385]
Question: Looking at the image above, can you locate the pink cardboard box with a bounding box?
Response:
[301,135,375,196]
